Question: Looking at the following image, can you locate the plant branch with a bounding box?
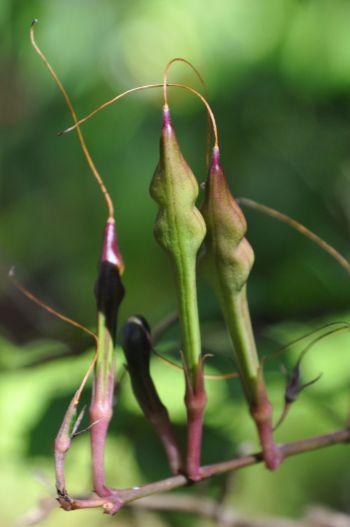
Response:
[61,427,349,513]
[120,428,350,501]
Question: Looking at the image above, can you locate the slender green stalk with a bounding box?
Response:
[219,289,259,390]
[94,313,115,404]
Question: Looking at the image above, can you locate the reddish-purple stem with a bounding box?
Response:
[54,356,97,496]
[152,413,183,475]
[55,439,69,496]
[89,218,125,497]
[251,402,281,470]
[57,427,350,514]
[89,371,115,496]
[250,373,282,469]
[184,363,207,481]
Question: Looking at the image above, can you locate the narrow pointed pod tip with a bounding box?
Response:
[95,218,125,346]
[30,22,115,220]
[212,145,220,166]
[101,218,124,274]
[162,103,171,129]
[160,78,219,151]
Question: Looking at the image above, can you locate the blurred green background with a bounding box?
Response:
[1,0,350,525]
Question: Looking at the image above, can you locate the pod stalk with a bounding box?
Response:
[184,360,207,481]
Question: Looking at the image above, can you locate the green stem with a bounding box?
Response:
[94,313,115,403]
[174,255,202,377]
[218,287,259,400]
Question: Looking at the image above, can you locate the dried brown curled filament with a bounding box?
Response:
[30,20,114,220]
[9,267,98,347]
[264,321,350,364]
[238,197,350,276]
[162,58,207,108]
[162,57,212,165]
[60,82,219,150]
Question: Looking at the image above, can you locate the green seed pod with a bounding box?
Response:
[200,148,280,470]
[150,106,206,379]
[200,149,257,389]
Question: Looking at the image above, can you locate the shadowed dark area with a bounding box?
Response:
[94,261,125,344]
[122,315,152,372]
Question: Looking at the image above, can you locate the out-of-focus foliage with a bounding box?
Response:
[1,1,350,526]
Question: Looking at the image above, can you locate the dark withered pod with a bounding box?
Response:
[122,315,182,475]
